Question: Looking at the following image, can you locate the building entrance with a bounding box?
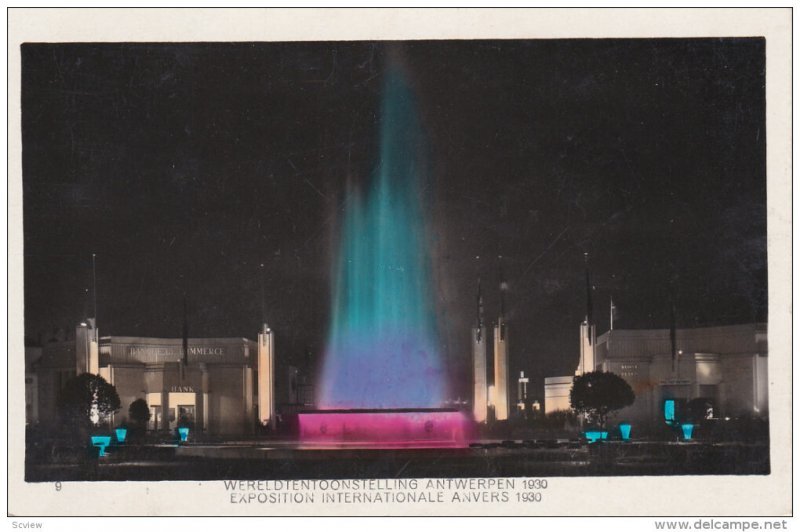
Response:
[177,405,195,427]
[168,392,196,430]
[149,406,162,431]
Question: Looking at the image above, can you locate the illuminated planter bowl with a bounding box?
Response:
[178,427,190,442]
[619,423,632,441]
[681,423,694,440]
[90,435,112,457]
[297,409,472,448]
[584,431,609,444]
[115,427,127,443]
[664,400,676,424]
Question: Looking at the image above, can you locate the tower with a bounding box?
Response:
[76,253,100,376]
[493,262,510,421]
[577,252,596,375]
[517,371,529,412]
[75,319,99,375]
[257,323,275,430]
[472,278,488,423]
[493,317,509,421]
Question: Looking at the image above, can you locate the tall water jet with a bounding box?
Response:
[300,60,470,446]
[318,62,447,409]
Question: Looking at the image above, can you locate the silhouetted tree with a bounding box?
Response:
[125,398,151,442]
[58,373,120,432]
[128,398,151,426]
[570,371,635,429]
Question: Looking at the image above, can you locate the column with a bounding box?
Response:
[493,318,509,421]
[243,367,254,434]
[201,364,210,433]
[577,322,596,376]
[75,323,90,375]
[472,326,488,423]
[195,364,205,432]
[257,324,275,430]
[161,389,170,431]
[89,327,99,375]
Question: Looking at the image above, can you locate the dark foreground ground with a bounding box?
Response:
[26,439,770,481]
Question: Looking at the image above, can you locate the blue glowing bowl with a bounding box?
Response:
[584,431,608,444]
[681,423,694,440]
[115,427,127,443]
[664,400,676,423]
[619,423,632,441]
[90,435,112,456]
[178,427,190,442]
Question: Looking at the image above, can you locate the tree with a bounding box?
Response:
[570,371,635,429]
[126,398,151,442]
[128,398,151,427]
[58,373,121,430]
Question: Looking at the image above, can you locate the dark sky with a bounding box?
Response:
[21,39,767,400]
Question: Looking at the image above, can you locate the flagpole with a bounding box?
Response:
[92,253,97,323]
[260,262,266,325]
[181,294,188,382]
[670,303,677,375]
[584,252,593,345]
[610,296,614,330]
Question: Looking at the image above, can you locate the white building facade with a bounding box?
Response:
[545,322,768,431]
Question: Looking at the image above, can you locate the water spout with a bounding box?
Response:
[318,62,447,409]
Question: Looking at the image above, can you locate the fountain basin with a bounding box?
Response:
[297,408,472,448]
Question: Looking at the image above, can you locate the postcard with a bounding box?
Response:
[7,7,792,518]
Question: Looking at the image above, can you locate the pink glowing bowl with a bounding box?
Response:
[297,409,473,448]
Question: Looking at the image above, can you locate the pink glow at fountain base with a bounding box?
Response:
[297,409,473,449]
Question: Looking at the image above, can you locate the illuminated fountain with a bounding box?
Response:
[299,62,471,447]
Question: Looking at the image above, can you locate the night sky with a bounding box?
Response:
[21,40,767,400]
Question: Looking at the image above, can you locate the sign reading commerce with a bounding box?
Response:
[105,337,251,365]
[123,345,230,364]
[128,346,225,358]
